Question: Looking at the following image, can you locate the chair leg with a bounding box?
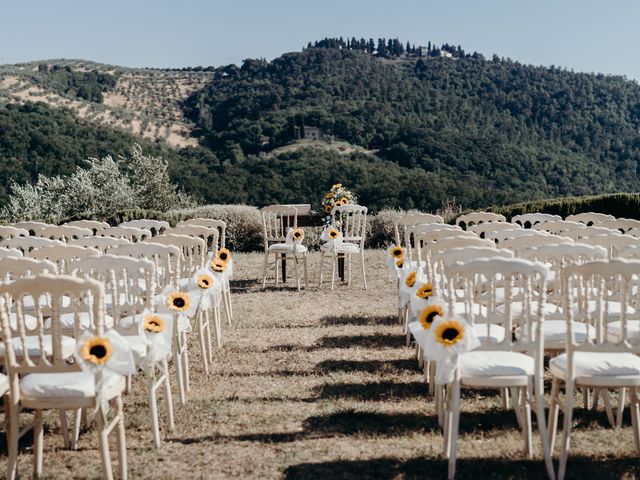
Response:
[274,254,280,287]
[214,305,223,348]
[318,254,325,286]
[616,387,626,427]
[261,251,269,288]
[59,409,71,449]
[116,396,128,480]
[174,334,186,405]
[548,377,561,453]
[535,376,556,480]
[182,331,190,392]
[347,253,352,285]
[157,360,174,436]
[360,250,367,290]
[7,398,19,480]
[96,406,114,480]
[293,255,301,291]
[630,387,640,452]
[204,309,214,362]
[522,387,533,458]
[197,311,209,375]
[558,379,575,480]
[330,253,336,291]
[225,281,233,320]
[148,370,162,449]
[447,380,461,480]
[602,389,616,427]
[33,409,44,478]
[303,254,309,288]
[501,388,510,409]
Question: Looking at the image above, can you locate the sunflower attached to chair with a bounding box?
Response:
[327,228,341,240]
[415,282,434,299]
[292,228,305,241]
[405,271,417,288]
[80,336,113,365]
[434,319,465,347]
[197,272,214,289]
[143,314,166,333]
[166,291,191,312]
[211,258,227,272]
[418,304,444,330]
[321,183,357,223]
[215,247,231,263]
[389,245,404,259]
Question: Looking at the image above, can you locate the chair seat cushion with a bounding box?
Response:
[20,371,125,400]
[0,373,8,395]
[334,242,360,254]
[550,352,640,379]
[269,243,308,253]
[607,320,640,342]
[46,312,114,331]
[515,320,596,345]
[459,351,534,377]
[470,324,507,343]
[0,335,75,359]
[495,301,560,318]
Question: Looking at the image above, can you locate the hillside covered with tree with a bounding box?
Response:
[2,38,640,212]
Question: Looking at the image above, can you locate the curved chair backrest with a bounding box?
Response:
[176,218,227,248]
[0,274,105,370]
[331,205,368,246]
[532,220,587,234]
[597,218,640,234]
[557,226,616,241]
[565,212,615,226]
[501,235,574,254]
[144,234,206,279]
[618,244,640,259]
[455,212,506,230]
[0,248,24,259]
[37,225,93,242]
[119,219,170,236]
[100,226,152,243]
[28,245,100,274]
[511,213,562,229]
[64,219,111,234]
[0,226,29,241]
[164,226,219,253]
[68,236,132,253]
[446,257,549,351]
[487,228,550,245]
[469,221,521,239]
[71,255,154,325]
[392,213,443,246]
[12,221,53,236]
[109,243,181,292]
[578,233,640,259]
[0,237,65,255]
[0,257,58,283]
[262,205,298,246]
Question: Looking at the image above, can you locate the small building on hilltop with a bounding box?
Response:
[294,125,324,141]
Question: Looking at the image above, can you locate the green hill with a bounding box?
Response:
[3,39,640,212]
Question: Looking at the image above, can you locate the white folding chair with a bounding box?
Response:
[0,275,128,480]
[0,248,23,259]
[64,219,110,234]
[597,218,640,234]
[443,258,554,480]
[0,236,64,255]
[28,245,100,274]
[119,219,169,237]
[565,212,615,226]
[69,236,132,253]
[37,225,93,242]
[100,226,152,243]
[455,211,506,230]
[176,218,227,248]
[511,213,562,228]
[11,221,52,236]
[0,226,29,242]
[548,259,640,479]
[393,213,443,247]
[532,220,587,235]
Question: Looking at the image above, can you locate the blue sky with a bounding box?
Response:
[2,0,639,80]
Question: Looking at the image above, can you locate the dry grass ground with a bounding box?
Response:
[1,250,639,479]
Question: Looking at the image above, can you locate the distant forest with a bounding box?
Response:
[2,38,640,212]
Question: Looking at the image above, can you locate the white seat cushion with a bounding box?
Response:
[0,373,8,395]
[515,320,595,345]
[20,371,125,400]
[269,243,308,253]
[334,242,360,254]
[607,320,640,342]
[550,352,640,380]
[495,301,560,318]
[459,351,534,377]
[46,312,114,330]
[0,335,75,359]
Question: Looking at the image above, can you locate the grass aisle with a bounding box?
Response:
[2,251,639,479]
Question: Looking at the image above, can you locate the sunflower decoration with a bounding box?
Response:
[166,291,191,312]
[405,271,417,288]
[144,314,165,333]
[80,336,113,366]
[215,247,231,264]
[418,304,445,330]
[292,228,305,242]
[211,258,228,273]
[197,272,214,289]
[327,228,341,240]
[434,319,466,346]
[389,245,404,259]
[321,183,358,225]
[415,282,434,299]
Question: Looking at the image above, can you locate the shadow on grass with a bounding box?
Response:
[315,359,418,374]
[314,381,428,401]
[174,410,439,445]
[315,333,406,349]
[319,315,398,327]
[283,455,639,480]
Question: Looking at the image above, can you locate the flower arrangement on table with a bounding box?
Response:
[321,183,357,226]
